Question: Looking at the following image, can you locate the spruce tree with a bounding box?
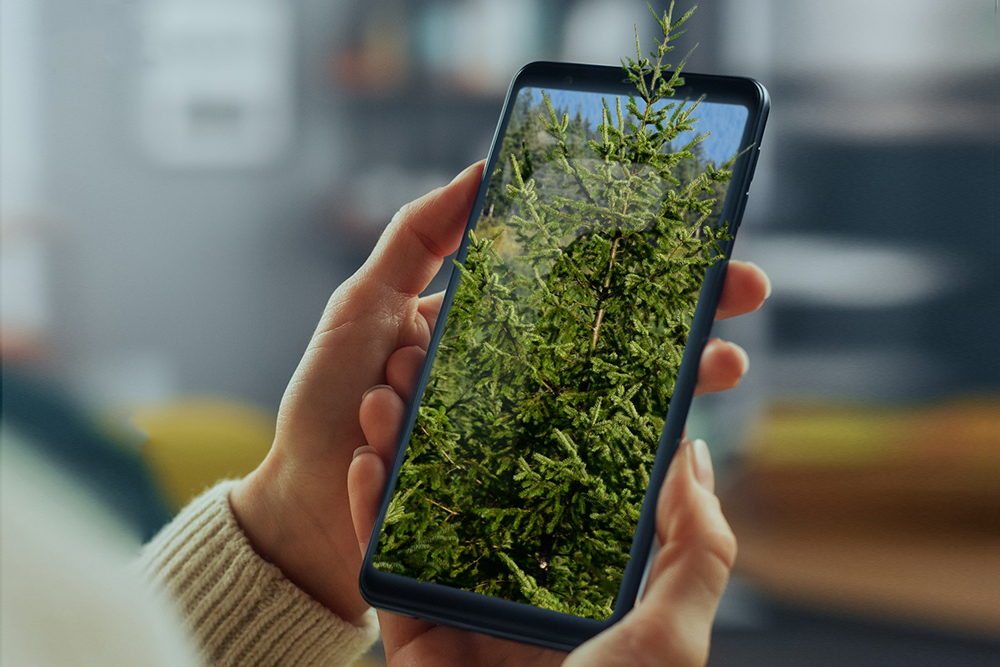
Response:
[376,4,737,620]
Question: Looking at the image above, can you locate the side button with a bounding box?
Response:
[745,148,761,194]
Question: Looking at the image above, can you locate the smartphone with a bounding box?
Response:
[360,61,769,651]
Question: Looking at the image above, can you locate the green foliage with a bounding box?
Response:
[376,3,735,620]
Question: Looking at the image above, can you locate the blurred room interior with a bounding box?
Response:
[1,0,997,665]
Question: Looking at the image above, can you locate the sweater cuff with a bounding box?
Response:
[139,481,379,667]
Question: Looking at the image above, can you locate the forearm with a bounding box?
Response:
[138,481,378,667]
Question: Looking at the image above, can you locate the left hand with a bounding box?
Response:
[229,160,769,626]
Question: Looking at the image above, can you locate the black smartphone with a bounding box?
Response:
[360,61,769,651]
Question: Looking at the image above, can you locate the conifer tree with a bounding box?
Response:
[376,4,737,620]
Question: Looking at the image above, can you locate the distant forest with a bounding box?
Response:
[482,90,729,241]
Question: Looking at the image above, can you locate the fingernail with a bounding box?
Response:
[353,445,377,460]
[732,342,750,375]
[746,261,772,299]
[361,384,393,401]
[691,439,714,491]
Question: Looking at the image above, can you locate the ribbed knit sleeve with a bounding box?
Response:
[138,481,379,667]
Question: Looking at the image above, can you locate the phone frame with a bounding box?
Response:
[359,61,769,651]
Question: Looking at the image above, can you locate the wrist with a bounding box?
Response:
[228,452,370,625]
[229,461,282,563]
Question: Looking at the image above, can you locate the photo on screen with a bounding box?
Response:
[374,86,750,620]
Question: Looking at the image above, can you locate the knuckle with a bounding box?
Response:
[391,199,417,224]
[621,616,707,667]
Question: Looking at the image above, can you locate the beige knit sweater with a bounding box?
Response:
[139,481,379,667]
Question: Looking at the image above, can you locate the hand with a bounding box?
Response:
[229,163,488,624]
[569,438,731,667]
[230,160,769,636]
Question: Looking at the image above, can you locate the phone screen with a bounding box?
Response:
[373,86,751,620]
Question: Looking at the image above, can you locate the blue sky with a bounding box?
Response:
[525,88,749,166]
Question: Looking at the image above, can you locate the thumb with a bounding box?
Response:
[566,440,736,667]
[360,161,484,298]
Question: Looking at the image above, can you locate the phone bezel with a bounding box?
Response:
[359,61,769,651]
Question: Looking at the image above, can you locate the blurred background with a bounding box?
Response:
[1,0,996,665]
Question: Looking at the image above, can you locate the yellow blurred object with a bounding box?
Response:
[126,399,275,511]
[745,396,1000,470]
[746,405,903,467]
[351,653,387,667]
